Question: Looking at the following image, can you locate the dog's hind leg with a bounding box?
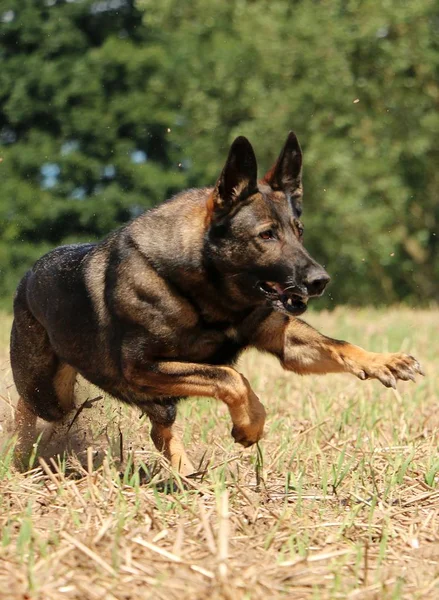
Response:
[10,281,78,462]
[14,396,37,458]
[143,398,195,476]
[12,339,77,464]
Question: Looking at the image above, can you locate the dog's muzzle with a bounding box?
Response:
[257,281,309,315]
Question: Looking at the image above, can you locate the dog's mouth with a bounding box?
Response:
[257,281,308,316]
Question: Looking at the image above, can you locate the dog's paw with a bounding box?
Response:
[231,398,266,448]
[354,352,424,388]
[231,424,263,448]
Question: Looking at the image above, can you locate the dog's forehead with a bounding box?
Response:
[256,185,292,222]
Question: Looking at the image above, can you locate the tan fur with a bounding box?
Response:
[150,423,195,476]
[251,312,421,386]
[53,363,77,413]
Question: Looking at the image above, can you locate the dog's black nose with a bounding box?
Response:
[305,267,330,297]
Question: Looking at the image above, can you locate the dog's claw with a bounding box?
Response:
[357,352,423,388]
[409,356,424,375]
[380,372,397,388]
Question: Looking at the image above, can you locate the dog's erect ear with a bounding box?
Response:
[208,136,258,220]
[263,131,303,216]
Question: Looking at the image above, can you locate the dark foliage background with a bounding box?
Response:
[1,0,438,308]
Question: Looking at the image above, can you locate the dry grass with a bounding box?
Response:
[0,307,438,599]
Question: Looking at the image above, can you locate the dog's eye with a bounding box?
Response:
[259,229,276,241]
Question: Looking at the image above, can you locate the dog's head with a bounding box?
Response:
[205,132,330,316]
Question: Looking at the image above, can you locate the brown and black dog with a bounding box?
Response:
[11,132,423,474]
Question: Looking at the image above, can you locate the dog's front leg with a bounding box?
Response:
[139,398,195,476]
[251,313,423,387]
[123,359,266,461]
[150,422,195,476]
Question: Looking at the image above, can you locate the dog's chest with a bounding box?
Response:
[202,326,244,365]
[172,318,245,365]
[167,307,271,365]
[194,306,272,365]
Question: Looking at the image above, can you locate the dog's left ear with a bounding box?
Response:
[208,136,258,221]
[263,131,303,216]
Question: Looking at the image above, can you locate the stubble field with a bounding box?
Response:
[0,307,438,600]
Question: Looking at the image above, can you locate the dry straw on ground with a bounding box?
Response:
[0,307,438,599]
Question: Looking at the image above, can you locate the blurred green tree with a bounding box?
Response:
[0,0,186,305]
[138,0,439,306]
[0,0,438,307]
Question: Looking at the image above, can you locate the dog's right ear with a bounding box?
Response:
[207,136,258,221]
[263,131,303,216]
